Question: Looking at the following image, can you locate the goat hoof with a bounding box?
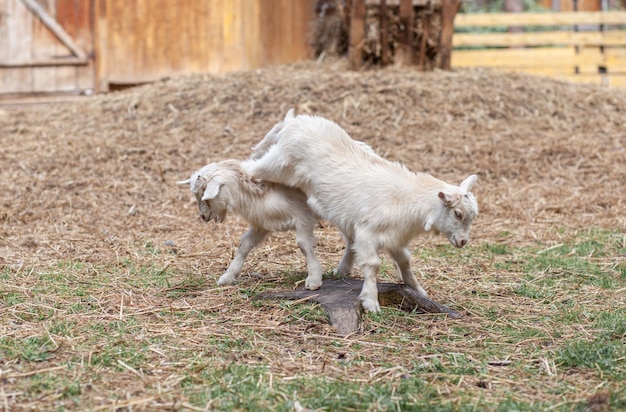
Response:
[217,274,236,286]
[305,278,322,290]
[360,298,381,313]
[417,286,428,297]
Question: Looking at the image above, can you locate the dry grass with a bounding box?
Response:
[1,59,625,410]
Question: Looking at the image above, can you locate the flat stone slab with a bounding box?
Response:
[256,278,463,336]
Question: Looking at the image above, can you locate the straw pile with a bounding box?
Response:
[1,60,625,270]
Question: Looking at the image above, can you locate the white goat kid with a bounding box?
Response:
[177,159,324,290]
[243,111,478,313]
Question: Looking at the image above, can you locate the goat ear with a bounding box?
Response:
[460,174,477,193]
[438,191,455,207]
[177,178,191,185]
[202,181,221,200]
[285,108,295,120]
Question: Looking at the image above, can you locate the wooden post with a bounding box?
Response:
[348,0,366,69]
[94,0,109,92]
[439,0,461,70]
[418,2,431,70]
[396,0,415,66]
[380,0,389,65]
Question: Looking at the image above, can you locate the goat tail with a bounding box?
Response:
[284,108,295,121]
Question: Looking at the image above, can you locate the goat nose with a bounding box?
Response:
[461,239,467,247]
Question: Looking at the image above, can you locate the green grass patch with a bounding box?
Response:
[2,229,625,410]
[556,308,626,379]
[0,335,56,362]
[183,363,443,411]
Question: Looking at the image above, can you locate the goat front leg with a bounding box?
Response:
[355,239,381,313]
[389,247,427,297]
[295,223,323,290]
[217,226,269,286]
[242,144,290,185]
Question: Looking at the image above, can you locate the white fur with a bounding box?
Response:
[178,159,327,290]
[243,111,478,312]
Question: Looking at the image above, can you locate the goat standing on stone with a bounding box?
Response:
[243,110,479,312]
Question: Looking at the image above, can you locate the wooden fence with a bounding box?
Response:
[452,11,626,87]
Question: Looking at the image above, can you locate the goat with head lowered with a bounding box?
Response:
[178,159,330,289]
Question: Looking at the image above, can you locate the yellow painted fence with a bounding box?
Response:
[452,11,626,87]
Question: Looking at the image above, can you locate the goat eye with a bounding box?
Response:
[454,210,462,220]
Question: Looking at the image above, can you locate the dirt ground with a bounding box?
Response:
[1,59,625,409]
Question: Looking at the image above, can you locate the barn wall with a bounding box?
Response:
[96,0,318,89]
[1,0,317,96]
[53,0,95,91]
[0,0,94,96]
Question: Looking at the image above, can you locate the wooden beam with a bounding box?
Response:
[380,0,389,65]
[348,0,366,69]
[605,48,626,72]
[396,0,415,66]
[418,2,431,70]
[452,47,604,68]
[454,11,626,27]
[93,0,108,92]
[20,0,88,59]
[439,0,461,70]
[453,30,626,48]
[0,58,89,68]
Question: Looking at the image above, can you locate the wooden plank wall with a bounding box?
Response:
[452,11,626,87]
[96,0,317,90]
[0,0,94,95]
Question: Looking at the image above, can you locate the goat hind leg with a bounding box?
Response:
[389,247,427,297]
[334,233,355,276]
[296,224,323,290]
